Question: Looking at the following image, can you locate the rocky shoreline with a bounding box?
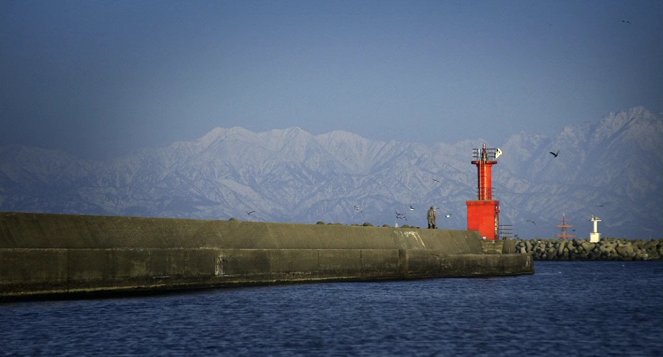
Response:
[513,238,663,261]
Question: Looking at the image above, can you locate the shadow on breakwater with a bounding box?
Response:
[513,238,663,261]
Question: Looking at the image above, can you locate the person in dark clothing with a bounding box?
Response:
[427,206,436,229]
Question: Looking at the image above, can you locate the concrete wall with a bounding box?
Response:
[0,212,533,299]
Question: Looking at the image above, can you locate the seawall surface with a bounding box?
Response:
[1,212,533,300]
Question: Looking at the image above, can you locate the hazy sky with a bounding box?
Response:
[2,0,662,159]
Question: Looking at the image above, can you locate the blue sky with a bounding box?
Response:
[1,0,662,159]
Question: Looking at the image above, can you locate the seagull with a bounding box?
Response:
[444,213,452,218]
[395,211,407,221]
[409,205,415,211]
[247,210,256,216]
[353,205,361,211]
[621,19,631,24]
[432,178,440,183]
[526,219,536,225]
[549,150,559,158]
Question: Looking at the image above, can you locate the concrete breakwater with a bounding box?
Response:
[0,212,532,300]
[514,239,663,261]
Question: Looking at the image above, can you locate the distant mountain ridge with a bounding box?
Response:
[1,107,661,238]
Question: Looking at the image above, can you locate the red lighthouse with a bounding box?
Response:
[466,144,501,240]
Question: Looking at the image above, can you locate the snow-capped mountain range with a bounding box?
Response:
[1,107,661,238]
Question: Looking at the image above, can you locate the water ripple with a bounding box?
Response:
[1,261,662,356]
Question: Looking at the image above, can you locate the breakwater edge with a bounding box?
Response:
[0,212,532,300]
[513,238,663,261]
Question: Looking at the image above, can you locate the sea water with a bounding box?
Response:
[1,261,661,356]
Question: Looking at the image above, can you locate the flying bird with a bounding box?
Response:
[409,205,415,211]
[444,213,452,218]
[526,219,536,225]
[432,178,440,183]
[621,19,631,24]
[549,150,559,158]
[353,205,361,211]
[395,211,407,221]
[247,210,256,215]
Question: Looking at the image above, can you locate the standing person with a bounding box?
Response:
[427,206,436,229]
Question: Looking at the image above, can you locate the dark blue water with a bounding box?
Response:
[2,261,662,356]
